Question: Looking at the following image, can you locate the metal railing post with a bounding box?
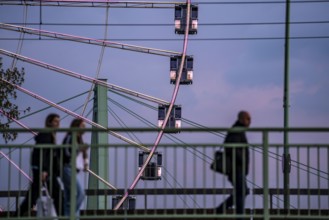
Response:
[263,131,269,220]
[70,131,77,220]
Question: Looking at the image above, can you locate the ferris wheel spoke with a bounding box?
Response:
[0,150,33,182]
[0,23,181,57]
[0,49,169,105]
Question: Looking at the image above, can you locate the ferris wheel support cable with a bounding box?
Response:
[0,23,181,57]
[0,49,169,106]
[8,91,89,124]
[0,0,180,8]
[110,89,329,174]
[113,0,191,210]
[0,77,151,153]
[11,4,28,70]
[81,6,110,116]
[108,106,143,144]
[108,95,214,166]
[111,85,329,180]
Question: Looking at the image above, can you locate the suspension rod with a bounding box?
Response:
[87,168,117,190]
[0,49,169,106]
[0,151,33,182]
[0,23,181,57]
[0,109,37,136]
[0,77,150,152]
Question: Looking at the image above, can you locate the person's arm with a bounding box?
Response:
[35,133,53,181]
[79,144,89,171]
[83,152,89,171]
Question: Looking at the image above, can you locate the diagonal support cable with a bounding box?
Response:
[81,6,110,116]
[0,77,150,152]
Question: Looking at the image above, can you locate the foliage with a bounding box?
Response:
[0,58,30,143]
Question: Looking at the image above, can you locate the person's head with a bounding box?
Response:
[70,118,86,135]
[238,111,251,127]
[45,113,60,128]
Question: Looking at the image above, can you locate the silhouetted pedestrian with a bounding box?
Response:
[61,118,88,218]
[216,111,251,217]
[18,113,62,216]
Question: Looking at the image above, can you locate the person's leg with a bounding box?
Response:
[235,172,244,214]
[18,188,32,216]
[75,177,85,216]
[216,174,234,214]
[216,194,234,214]
[62,165,71,216]
[235,171,249,219]
[18,169,41,216]
[51,175,63,216]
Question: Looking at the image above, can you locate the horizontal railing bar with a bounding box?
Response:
[2,144,329,149]
[1,188,328,197]
[1,127,329,132]
[3,209,328,218]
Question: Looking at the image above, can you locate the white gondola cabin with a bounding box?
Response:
[139,151,162,180]
[158,104,181,132]
[170,56,193,85]
[175,4,198,34]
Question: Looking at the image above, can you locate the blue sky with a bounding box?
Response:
[1,0,329,210]
[1,1,328,133]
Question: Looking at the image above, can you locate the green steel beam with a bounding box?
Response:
[87,79,109,210]
[283,0,291,210]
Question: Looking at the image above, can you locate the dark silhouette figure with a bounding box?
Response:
[216,111,251,217]
[18,113,62,216]
[61,119,88,217]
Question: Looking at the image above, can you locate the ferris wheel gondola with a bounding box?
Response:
[170,55,194,85]
[175,4,198,35]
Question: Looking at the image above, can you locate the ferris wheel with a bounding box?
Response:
[0,0,200,210]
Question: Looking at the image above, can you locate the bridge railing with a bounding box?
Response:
[0,127,328,220]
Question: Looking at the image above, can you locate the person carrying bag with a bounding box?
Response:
[36,183,58,220]
[210,148,232,175]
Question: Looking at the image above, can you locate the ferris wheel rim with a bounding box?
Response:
[113,0,192,210]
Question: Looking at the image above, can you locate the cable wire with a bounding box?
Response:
[2,36,329,41]
[5,20,329,26]
[109,89,329,182]
[81,6,110,116]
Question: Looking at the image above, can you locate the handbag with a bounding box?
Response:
[210,151,232,175]
[36,185,58,219]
